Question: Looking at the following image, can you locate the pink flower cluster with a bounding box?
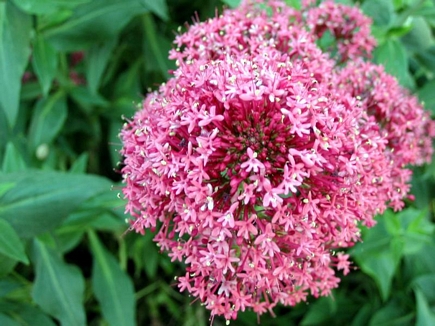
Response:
[120,0,434,322]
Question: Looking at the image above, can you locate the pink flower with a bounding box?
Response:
[121,0,434,322]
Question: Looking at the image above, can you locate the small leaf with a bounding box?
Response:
[28,91,68,151]
[415,289,435,326]
[1,142,27,173]
[88,230,135,326]
[69,152,89,174]
[0,171,111,238]
[0,219,28,264]
[32,239,86,326]
[0,2,32,127]
[32,34,58,96]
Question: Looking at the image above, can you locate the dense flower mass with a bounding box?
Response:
[120,0,434,322]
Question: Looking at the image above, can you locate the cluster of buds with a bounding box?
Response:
[120,0,434,322]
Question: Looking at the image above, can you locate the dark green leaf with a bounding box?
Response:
[32,34,58,96]
[32,239,86,326]
[1,142,27,173]
[142,0,169,21]
[300,296,337,325]
[413,275,435,304]
[369,298,413,325]
[415,289,435,326]
[142,13,172,78]
[28,92,68,151]
[88,230,135,326]
[0,253,17,276]
[0,171,111,238]
[417,79,435,115]
[69,152,89,174]
[44,0,150,51]
[0,2,32,127]
[0,219,28,264]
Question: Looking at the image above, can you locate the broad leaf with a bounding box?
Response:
[88,230,135,326]
[1,142,27,173]
[32,239,86,326]
[142,0,169,21]
[0,171,111,238]
[415,289,435,326]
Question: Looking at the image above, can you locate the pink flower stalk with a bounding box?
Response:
[120,0,434,323]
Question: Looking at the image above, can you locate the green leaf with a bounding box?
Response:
[301,296,337,325]
[415,289,435,326]
[0,171,111,238]
[222,0,242,8]
[374,38,412,88]
[401,17,434,52]
[351,211,404,300]
[44,0,150,51]
[86,38,117,94]
[0,2,32,127]
[88,230,135,326]
[369,298,413,325]
[413,275,435,304]
[69,152,89,174]
[32,34,58,96]
[28,92,68,151]
[0,313,20,326]
[142,13,172,78]
[142,0,169,21]
[0,253,18,276]
[361,0,395,27]
[32,239,86,326]
[0,219,28,264]
[1,142,27,173]
[11,0,90,15]
[418,79,435,114]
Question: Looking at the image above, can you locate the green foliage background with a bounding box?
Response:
[0,0,435,325]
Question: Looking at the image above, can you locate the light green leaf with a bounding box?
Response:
[1,142,27,173]
[28,92,68,150]
[374,38,413,88]
[86,38,117,94]
[415,289,435,326]
[0,171,111,238]
[401,17,434,52]
[88,230,135,326]
[44,0,150,51]
[0,2,32,127]
[362,0,395,27]
[142,0,169,21]
[32,239,86,326]
[0,219,28,264]
[0,252,17,276]
[32,34,58,96]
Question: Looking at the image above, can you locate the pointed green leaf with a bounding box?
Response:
[88,230,135,326]
[32,34,58,96]
[415,289,435,326]
[86,38,117,94]
[28,92,68,151]
[1,142,27,173]
[0,219,28,264]
[0,2,32,127]
[142,0,169,21]
[0,171,111,238]
[44,0,150,51]
[32,239,86,326]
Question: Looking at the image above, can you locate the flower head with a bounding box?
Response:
[121,0,434,322]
